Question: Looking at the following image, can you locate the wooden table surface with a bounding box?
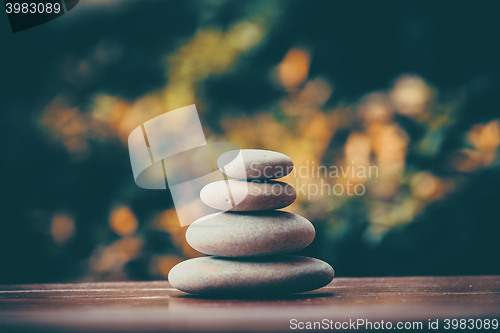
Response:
[0,276,499,332]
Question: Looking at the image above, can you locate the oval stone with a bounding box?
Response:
[186,211,314,257]
[168,255,334,295]
[218,149,293,180]
[200,180,296,211]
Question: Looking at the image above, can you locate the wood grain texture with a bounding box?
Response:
[0,276,499,332]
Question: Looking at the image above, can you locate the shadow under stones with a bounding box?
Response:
[176,291,336,301]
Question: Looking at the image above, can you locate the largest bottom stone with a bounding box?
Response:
[168,255,334,295]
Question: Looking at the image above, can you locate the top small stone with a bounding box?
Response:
[218,149,293,180]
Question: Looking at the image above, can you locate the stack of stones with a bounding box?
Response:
[169,149,334,295]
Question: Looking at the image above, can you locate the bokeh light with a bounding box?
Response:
[2,0,500,283]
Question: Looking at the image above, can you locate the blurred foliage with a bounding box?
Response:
[1,0,500,283]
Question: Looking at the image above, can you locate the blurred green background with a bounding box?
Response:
[1,0,500,284]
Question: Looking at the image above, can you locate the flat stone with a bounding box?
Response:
[218,149,293,180]
[186,211,314,257]
[200,180,296,211]
[168,255,334,295]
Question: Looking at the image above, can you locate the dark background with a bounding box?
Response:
[1,0,499,284]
